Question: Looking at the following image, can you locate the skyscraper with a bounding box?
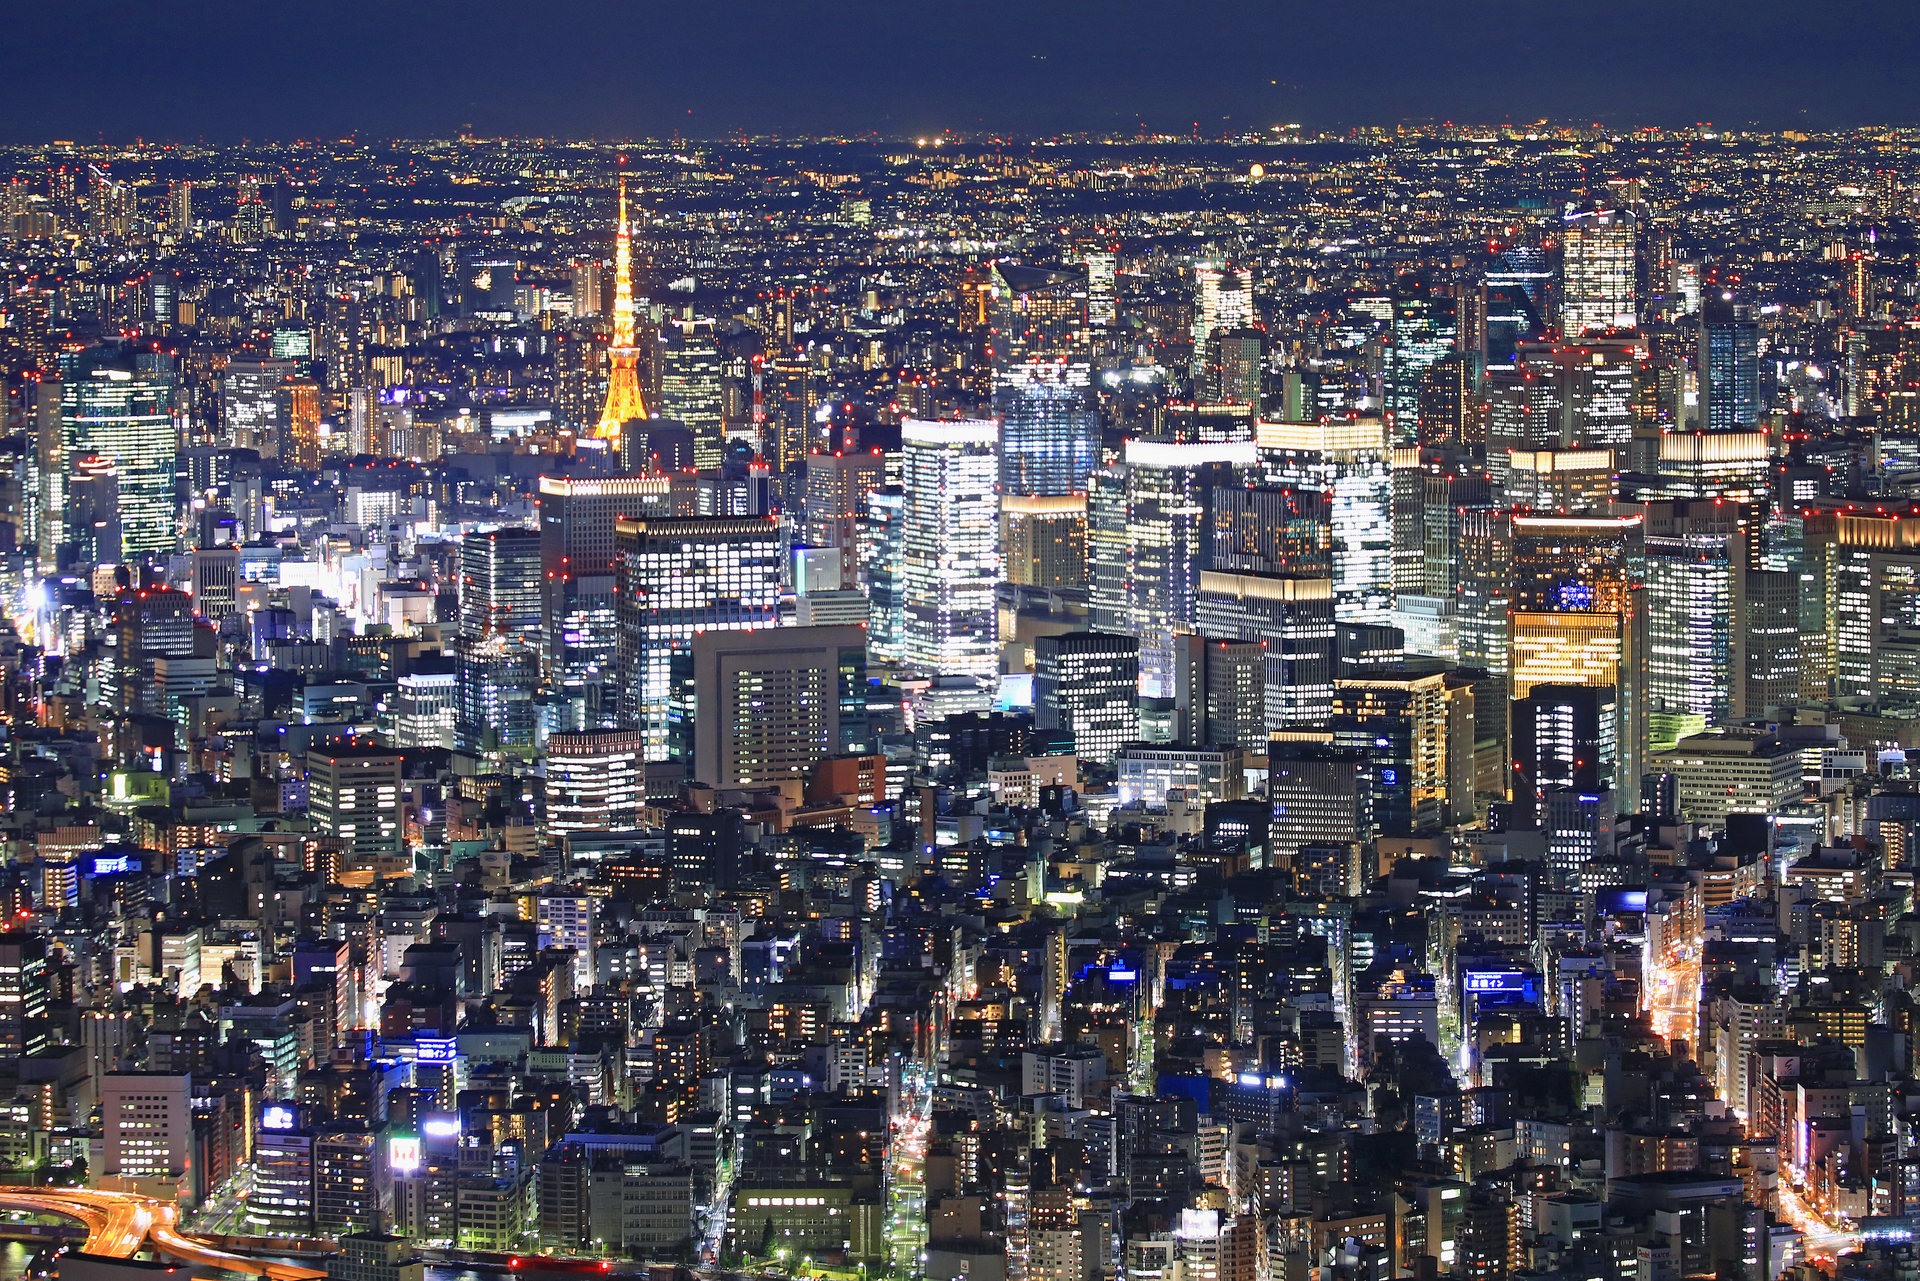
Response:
[1559,204,1636,335]
[996,360,1100,497]
[1509,513,1647,793]
[1384,280,1458,443]
[459,527,542,644]
[860,485,907,663]
[276,377,322,469]
[804,449,887,588]
[659,319,726,470]
[1193,570,1336,730]
[1641,499,1760,744]
[1095,439,1256,697]
[1698,293,1761,430]
[1034,632,1140,765]
[1191,260,1252,378]
[456,634,539,762]
[613,515,783,759]
[1001,494,1088,590]
[1255,419,1394,624]
[1204,328,1266,408]
[594,177,648,446]
[538,474,679,724]
[1509,683,1616,829]
[61,343,177,558]
[680,625,870,787]
[223,357,297,455]
[900,419,1000,682]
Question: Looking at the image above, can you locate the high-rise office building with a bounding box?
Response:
[276,377,323,469]
[1485,336,1644,502]
[306,746,403,866]
[1194,571,1336,730]
[1191,260,1252,377]
[1384,280,1458,443]
[538,474,679,723]
[1211,485,1332,575]
[900,420,1000,682]
[1653,428,1770,502]
[1509,683,1616,828]
[1002,494,1088,590]
[1255,419,1393,624]
[223,357,298,454]
[1483,243,1550,367]
[545,730,647,838]
[535,894,599,990]
[1330,670,1476,832]
[1094,438,1257,697]
[0,934,49,1057]
[61,343,177,558]
[1083,248,1117,328]
[804,449,887,588]
[1391,446,1492,658]
[996,360,1100,497]
[1698,293,1761,430]
[613,515,783,760]
[455,635,539,761]
[1034,632,1140,765]
[1204,328,1266,408]
[679,625,869,787]
[659,320,726,470]
[1641,499,1766,745]
[1173,635,1270,750]
[459,527,542,643]
[1509,513,1646,793]
[989,263,1089,365]
[860,486,907,663]
[1559,204,1637,335]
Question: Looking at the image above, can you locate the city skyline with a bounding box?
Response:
[0,85,1914,1281]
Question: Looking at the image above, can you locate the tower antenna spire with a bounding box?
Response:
[595,162,648,446]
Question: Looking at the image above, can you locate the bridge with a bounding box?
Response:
[0,1188,328,1281]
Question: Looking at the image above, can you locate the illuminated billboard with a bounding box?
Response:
[416,1038,458,1064]
[421,1114,461,1139]
[261,1104,297,1132]
[389,1135,421,1173]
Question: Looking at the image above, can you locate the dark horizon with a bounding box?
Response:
[8,0,1917,144]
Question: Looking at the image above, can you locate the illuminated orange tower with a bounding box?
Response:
[594,177,648,444]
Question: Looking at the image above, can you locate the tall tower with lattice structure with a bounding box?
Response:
[594,177,648,444]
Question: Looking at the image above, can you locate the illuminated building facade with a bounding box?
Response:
[1559,204,1636,334]
[613,515,782,760]
[900,419,1000,682]
[1256,419,1393,624]
[61,344,177,558]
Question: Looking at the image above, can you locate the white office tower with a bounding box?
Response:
[1559,204,1637,335]
[901,419,1001,682]
[1191,260,1252,373]
[1091,438,1258,698]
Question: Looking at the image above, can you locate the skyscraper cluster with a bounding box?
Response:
[0,124,1913,1281]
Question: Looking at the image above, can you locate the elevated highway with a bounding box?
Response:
[0,1188,327,1280]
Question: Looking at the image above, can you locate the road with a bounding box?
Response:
[1776,1180,1863,1262]
[0,1187,327,1280]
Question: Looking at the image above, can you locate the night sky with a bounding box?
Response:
[9,0,1918,141]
